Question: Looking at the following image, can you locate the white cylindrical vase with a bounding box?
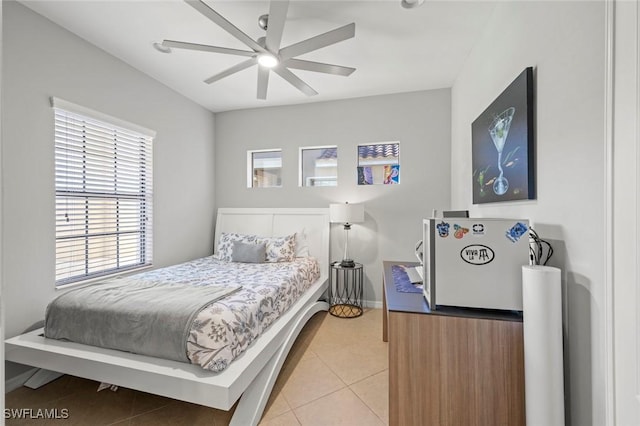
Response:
[522,265,565,426]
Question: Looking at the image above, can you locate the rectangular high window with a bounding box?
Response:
[357,142,400,185]
[53,98,154,286]
[248,149,282,188]
[299,146,337,187]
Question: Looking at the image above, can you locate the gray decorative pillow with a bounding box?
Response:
[215,232,260,261]
[231,241,266,263]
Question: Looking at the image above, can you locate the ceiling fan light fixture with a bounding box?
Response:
[258,53,279,68]
[401,0,425,9]
[169,0,355,99]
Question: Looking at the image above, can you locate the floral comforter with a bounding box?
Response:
[134,256,320,372]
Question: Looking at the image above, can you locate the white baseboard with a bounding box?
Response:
[5,368,38,393]
[363,300,382,309]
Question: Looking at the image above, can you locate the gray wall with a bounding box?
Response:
[450,1,605,425]
[2,2,216,377]
[215,90,451,305]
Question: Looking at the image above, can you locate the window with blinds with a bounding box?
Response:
[54,100,153,286]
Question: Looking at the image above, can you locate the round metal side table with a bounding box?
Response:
[328,262,363,318]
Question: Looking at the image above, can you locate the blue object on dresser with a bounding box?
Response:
[391,265,423,294]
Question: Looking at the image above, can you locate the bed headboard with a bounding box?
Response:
[214,208,330,276]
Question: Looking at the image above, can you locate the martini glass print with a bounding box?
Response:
[488,107,515,195]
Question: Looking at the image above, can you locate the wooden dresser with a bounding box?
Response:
[382,261,525,426]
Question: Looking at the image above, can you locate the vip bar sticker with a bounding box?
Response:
[460,244,495,265]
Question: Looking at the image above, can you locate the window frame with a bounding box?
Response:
[52,97,155,288]
[247,148,283,188]
[298,145,338,187]
[357,141,401,185]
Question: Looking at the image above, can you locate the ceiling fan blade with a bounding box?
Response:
[265,1,289,52]
[257,67,270,100]
[163,40,256,57]
[273,66,318,96]
[284,59,355,77]
[185,0,265,53]
[204,57,258,84]
[279,23,355,60]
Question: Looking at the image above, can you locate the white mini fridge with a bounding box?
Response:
[422,218,530,311]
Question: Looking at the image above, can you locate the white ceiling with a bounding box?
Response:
[20,0,497,113]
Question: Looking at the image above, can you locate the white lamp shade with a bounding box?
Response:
[329,203,364,224]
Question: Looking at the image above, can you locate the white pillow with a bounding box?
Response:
[261,234,296,262]
[295,229,310,257]
[215,232,259,261]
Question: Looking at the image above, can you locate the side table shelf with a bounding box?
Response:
[328,262,363,318]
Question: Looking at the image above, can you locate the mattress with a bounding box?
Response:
[47,256,320,373]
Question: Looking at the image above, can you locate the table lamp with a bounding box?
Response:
[329,202,365,267]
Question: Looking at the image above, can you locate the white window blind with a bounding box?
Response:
[54,102,153,286]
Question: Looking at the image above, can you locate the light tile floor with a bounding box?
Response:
[6,309,388,426]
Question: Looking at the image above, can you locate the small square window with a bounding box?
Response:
[357,142,400,185]
[248,150,282,188]
[299,146,337,187]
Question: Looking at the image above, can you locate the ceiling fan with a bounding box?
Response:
[162,0,356,99]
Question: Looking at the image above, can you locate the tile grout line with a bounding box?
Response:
[290,408,305,426]
[349,390,386,425]
[312,338,387,389]
[291,385,383,426]
[322,313,388,424]
[287,341,383,425]
[105,401,175,426]
[284,351,349,413]
[348,375,389,425]
[347,365,389,422]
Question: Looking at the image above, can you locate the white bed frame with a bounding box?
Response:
[5,208,330,426]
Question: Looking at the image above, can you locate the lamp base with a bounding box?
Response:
[339,259,356,268]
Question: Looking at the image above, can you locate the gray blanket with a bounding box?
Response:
[44,277,240,362]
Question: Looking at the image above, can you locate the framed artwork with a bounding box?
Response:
[472,67,535,203]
